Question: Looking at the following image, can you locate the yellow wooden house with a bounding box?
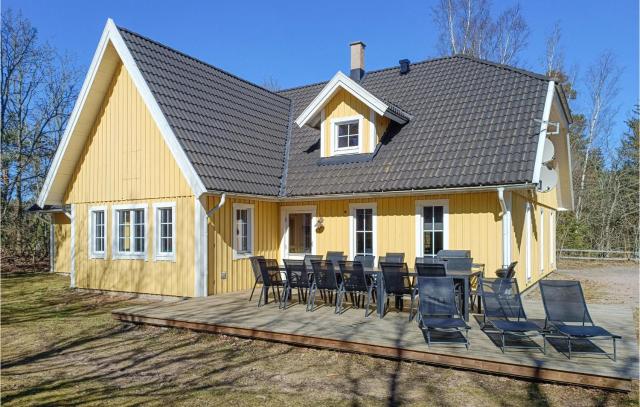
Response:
[36,19,573,297]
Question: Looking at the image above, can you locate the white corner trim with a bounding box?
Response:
[539,208,544,274]
[415,199,449,258]
[330,115,364,155]
[525,202,532,281]
[70,204,76,287]
[532,81,556,184]
[152,202,176,262]
[369,109,376,152]
[232,203,255,260]
[295,71,388,128]
[348,203,377,262]
[88,205,108,260]
[49,221,55,272]
[280,205,317,261]
[319,109,326,157]
[111,203,148,260]
[38,18,206,207]
[194,197,208,297]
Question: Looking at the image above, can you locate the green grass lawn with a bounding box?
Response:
[1,271,637,406]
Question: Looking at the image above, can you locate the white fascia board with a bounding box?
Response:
[295,71,388,128]
[531,81,556,184]
[553,90,575,211]
[38,18,207,207]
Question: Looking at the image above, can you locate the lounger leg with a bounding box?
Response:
[542,335,546,355]
[501,333,505,353]
[613,338,617,361]
[249,281,258,301]
[258,286,264,307]
[567,337,572,360]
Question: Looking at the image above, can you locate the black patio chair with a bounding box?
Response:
[282,259,312,309]
[303,254,323,271]
[379,262,417,320]
[249,256,265,302]
[354,255,375,268]
[384,252,405,263]
[436,249,471,259]
[415,262,447,277]
[415,257,439,264]
[496,261,518,279]
[337,261,374,317]
[416,276,470,348]
[539,280,621,360]
[255,258,284,307]
[309,260,340,312]
[326,251,347,267]
[443,257,473,272]
[480,278,545,353]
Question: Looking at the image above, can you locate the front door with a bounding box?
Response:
[281,206,316,260]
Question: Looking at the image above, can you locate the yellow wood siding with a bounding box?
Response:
[322,89,387,156]
[62,61,195,297]
[205,196,279,295]
[53,213,71,273]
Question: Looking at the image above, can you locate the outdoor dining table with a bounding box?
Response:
[363,268,480,321]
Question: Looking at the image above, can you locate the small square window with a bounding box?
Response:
[334,119,360,153]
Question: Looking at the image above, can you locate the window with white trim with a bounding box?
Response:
[350,204,376,259]
[422,206,445,257]
[113,206,146,259]
[332,117,362,155]
[154,203,175,261]
[416,200,448,259]
[233,204,254,258]
[89,207,106,259]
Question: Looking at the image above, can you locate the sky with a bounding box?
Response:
[3,0,638,146]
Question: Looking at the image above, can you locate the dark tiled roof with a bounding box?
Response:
[280,55,550,196]
[119,28,291,196]
[120,26,552,198]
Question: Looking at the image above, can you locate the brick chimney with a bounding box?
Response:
[350,41,366,81]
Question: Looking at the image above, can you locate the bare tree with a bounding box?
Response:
[575,51,621,219]
[431,0,529,65]
[1,10,77,261]
[261,76,281,92]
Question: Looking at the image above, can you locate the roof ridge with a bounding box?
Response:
[117,26,292,102]
[452,54,551,82]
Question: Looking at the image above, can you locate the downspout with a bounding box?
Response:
[498,187,511,268]
[206,193,226,217]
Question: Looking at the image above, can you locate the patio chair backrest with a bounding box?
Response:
[539,280,593,324]
[443,257,473,272]
[379,262,413,294]
[415,257,439,264]
[326,251,347,267]
[480,278,526,320]
[249,256,265,282]
[384,252,405,263]
[436,249,471,259]
[257,258,281,286]
[505,261,518,279]
[284,259,311,288]
[338,261,369,292]
[303,255,323,271]
[354,255,375,268]
[415,262,446,277]
[417,276,459,317]
[311,260,339,290]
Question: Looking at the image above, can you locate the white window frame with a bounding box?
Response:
[88,206,107,259]
[415,199,449,259]
[550,211,556,268]
[349,203,377,262]
[112,203,148,260]
[153,202,176,261]
[233,203,254,260]
[330,115,364,155]
[280,205,317,260]
[539,208,544,274]
[525,202,532,281]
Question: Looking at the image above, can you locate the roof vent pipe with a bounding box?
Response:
[350,41,366,81]
[399,59,410,74]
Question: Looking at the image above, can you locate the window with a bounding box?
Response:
[416,200,448,258]
[154,203,176,261]
[88,206,106,259]
[281,206,316,260]
[350,204,376,259]
[332,116,363,155]
[112,204,147,259]
[233,204,254,259]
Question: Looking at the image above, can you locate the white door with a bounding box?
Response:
[525,202,532,281]
[281,206,316,260]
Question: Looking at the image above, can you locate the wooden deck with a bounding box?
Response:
[112,291,638,391]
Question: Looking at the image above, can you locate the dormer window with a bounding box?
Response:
[332,116,363,155]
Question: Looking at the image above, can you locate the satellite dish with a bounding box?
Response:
[542,138,555,164]
[537,165,558,192]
